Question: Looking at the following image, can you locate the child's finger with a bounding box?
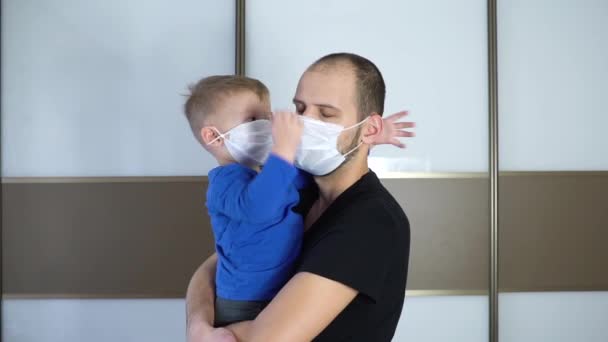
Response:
[391,138,406,148]
[394,121,415,129]
[387,110,410,121]
[272,109,292,117]
[396,131,415,138]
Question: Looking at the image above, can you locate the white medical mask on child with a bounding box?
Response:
[295,116,369,176]
[208,120,273,168]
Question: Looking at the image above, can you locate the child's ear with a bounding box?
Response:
[200,126,222,146]
[361,113,383,144]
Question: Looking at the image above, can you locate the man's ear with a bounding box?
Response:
[361,113,383,144]
[200,126,222,146]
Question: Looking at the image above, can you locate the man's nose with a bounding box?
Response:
[300,110,320,120]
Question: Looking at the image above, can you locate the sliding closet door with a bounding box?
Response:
[497,1,608,341]
[2,1,234,341]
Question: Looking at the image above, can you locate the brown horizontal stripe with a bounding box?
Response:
[2,181,214,296]
[2,172,607,297]
[380,178,489,292]
[499,173,608,291]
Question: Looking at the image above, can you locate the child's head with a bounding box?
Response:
[184,75,271,165]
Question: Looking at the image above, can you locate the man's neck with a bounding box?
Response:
[314,151,369,207]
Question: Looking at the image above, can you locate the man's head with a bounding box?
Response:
[293,53,386,175]
[184,75,271,165]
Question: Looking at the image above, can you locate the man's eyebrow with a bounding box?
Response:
[293,99,339,110]
[317,103,339,110]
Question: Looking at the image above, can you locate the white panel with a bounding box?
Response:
[1,0,234,177]
[2,299,185,342]
[500,292,608,342]
[393,295,488,342]
[3,297,487,342]
[498,0,608,170]
[247,0,488,172]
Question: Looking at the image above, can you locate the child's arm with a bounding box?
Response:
[207,111,303,224]
[269,110,303,165]
[208,156,297,224]
[373,110,416,148]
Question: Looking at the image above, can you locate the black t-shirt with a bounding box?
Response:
[295,170,411,342]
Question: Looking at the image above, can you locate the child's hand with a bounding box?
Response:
[375,110,415,148]
[271,111,303,163]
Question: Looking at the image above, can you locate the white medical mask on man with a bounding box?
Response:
[294,116,370,176]
[207,119,273,168]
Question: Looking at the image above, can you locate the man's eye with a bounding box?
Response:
[321,112,332,118]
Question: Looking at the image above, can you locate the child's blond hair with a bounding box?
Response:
[184,75,270,141]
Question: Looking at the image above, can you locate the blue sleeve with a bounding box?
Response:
[207,154,298,224]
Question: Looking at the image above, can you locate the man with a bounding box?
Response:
[187,52,412,342]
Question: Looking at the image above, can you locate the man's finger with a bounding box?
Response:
[211,328,237,342]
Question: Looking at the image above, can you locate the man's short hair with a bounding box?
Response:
[309,53,386,119]
[183,75,269,138]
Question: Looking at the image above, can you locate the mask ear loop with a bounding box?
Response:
[206,127,226,146]
[343,141,364,158]
[341,116,374,157]
[342,116,371,131]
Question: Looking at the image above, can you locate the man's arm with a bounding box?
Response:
[227,210,399,341]
[186,253,236,342]
[227,272,358,342]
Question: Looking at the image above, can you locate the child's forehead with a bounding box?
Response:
[210,91,271,124]
[225,89,269,107]
[217,94,269,118]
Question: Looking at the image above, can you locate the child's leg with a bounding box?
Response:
[214,297,270,327]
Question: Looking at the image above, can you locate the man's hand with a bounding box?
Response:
[187,322,236,342]
[375,110,415,148]
[271,111,304,162]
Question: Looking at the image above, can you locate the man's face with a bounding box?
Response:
[293,66,363,154]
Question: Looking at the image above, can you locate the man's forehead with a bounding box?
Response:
[295,68,355,105]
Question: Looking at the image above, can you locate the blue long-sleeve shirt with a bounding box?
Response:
[206,154,309,301]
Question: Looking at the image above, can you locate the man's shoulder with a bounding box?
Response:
[304,171,409,247]
[322,202,405,253]
[337,180,410,253]
[345,181,408,225]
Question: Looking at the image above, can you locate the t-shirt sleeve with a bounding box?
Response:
[297,211,396,302]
